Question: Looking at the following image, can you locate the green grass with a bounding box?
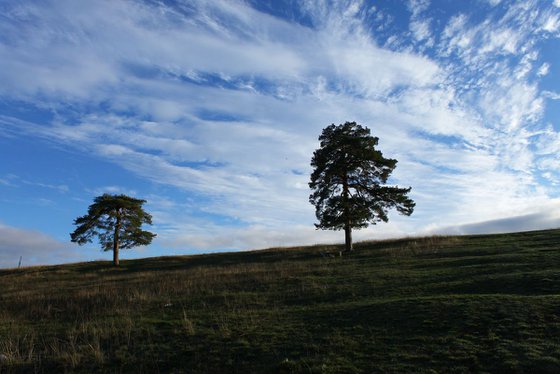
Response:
[1,230,560,373]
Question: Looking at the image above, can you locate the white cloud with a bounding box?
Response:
[543,90,560,100]
[0,175,18,187]
[479,79,543,132]
[162,219,414,252]
[0,0,309,101]
[91,186,138,197]
[542,13,560,32]
[434,204,560,235]
[479,26,520,55]
[410,18,432,43]
[537,62,550,76]
[408,0,430,15]
[0,223,88,268]
[407,0,433,44]
[0,173,68,192]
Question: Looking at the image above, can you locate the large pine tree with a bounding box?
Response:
[309,122,415,252]
[70,194,156,266]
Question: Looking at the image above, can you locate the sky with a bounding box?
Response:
[1,0,560,268]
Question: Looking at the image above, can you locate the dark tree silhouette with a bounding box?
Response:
[70,194,156,266]
[309,121,415,252]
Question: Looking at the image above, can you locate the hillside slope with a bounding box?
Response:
[1,230,560,373]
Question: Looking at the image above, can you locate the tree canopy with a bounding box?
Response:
[309,121,415,252]
[70,194,156,266]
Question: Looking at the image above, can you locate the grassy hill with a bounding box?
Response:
[1,230,560,373]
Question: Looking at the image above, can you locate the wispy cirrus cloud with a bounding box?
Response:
[407,0,433,46]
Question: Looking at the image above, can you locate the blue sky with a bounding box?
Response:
[1,0,560,268]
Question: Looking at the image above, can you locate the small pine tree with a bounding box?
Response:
[309,121,415,252]
[70,194,156,266]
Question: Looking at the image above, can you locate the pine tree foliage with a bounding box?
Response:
[309,122,415,251]
[70,194,156,265]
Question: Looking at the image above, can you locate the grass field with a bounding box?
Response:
[1,229,560,373]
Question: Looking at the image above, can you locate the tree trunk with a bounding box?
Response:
[113,211,121,266]
[113,241,119,266]
[344,223,353,252]
[342,171,353,252]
